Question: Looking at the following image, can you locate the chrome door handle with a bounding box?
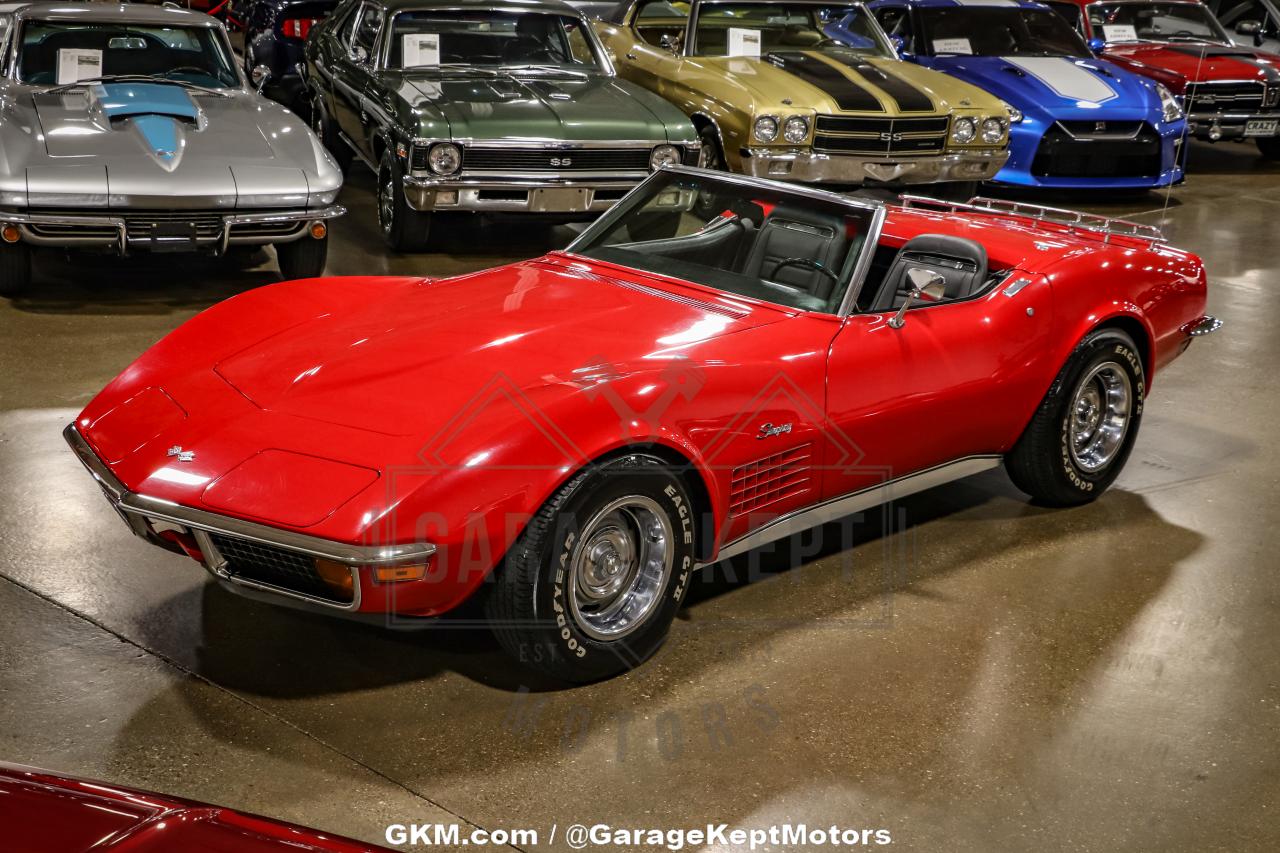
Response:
[626,53,638,60]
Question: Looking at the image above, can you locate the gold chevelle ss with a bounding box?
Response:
[595,0,1013,185]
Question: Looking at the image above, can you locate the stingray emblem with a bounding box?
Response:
[167,446,196,463]
[757,422,794,440]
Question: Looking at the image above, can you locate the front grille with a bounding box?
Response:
[462,147,654,172]
[1031,122,1162,178]
[21,208,244,241]
[729,444,814,518]
[227,220,306,239]
[1185,81,1266,113]
[209,533,353,605]
[813,115,950,156]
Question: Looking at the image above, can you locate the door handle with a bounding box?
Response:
[626,53,638,60]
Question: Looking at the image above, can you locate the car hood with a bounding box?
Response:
[20,82,331,207]
[1103,41,1280,84]
[212,254,785,437]
[690,48,1003,114]
[393,72,681,141]
[928,55,1159,120]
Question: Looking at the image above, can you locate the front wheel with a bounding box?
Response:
[0,240,32,297]
[696,122,726,171]
[1006,329,1145,507]
[275,234,328,280]
[378,151,433,252]
[1256,136,1280,160]
[485,455,697,682]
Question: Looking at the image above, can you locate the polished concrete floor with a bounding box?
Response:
[1,144,1277,852]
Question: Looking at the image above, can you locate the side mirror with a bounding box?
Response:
[350,45,369,64]
[890,34,909,56]
[659,33,682,54]
[1087,36,1105,53]
[888,268,947,329]
[250,64,271,92]
[1235,19,1262,35]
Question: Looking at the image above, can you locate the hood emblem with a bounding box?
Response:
[167,446,196,463]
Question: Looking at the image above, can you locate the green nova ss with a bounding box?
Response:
[304,0,699,250]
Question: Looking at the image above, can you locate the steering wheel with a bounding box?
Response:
[770,257,839,286]
[163,65,213,78]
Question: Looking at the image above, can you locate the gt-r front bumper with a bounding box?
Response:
[64,423,436,622]
[1,206,346,255]
[738,147,1009,184]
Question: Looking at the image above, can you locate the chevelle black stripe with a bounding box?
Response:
[766,51,883,112]
[823,55,935,113]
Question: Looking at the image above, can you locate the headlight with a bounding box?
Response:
[428,143,462,176]
[753,116,780,143]
[951,116,976,144]
[980,117,1006,144]
[1005,103,1024,124]
[783,115,810,144]
[1157,84,1184,123]
[650,144,681,171]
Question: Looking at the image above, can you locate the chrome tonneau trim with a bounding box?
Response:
[898,195,1167,246]
[704,455,1003,566]
[64,424,436,611]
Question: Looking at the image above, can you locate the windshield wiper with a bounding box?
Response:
[45,73,232,97]
[504,64,590,78]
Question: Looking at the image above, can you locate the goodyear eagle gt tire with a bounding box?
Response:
[1006,329,1145,507]
[486,455,696,682]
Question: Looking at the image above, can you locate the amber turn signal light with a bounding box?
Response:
[309,221,327,240]
[373,564,428,584]
[1,224,20,243]
[313,558,355,599]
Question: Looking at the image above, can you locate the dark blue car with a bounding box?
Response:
[239,0,338,115]
[840,0,1189,189]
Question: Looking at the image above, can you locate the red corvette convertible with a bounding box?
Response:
[67,168,1219,681]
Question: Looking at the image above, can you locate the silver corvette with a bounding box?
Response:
[0,2,344,295]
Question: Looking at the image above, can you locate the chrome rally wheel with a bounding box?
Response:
[569,496,674,642]
[1068,362,1133,473]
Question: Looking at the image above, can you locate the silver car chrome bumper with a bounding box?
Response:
[63,423,434,613]
[740,148,1009,185]
[3,205,345,254]
[1182,316,1224,337]
[402,176,643,213]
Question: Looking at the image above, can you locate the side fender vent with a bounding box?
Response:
[729,444,814,518]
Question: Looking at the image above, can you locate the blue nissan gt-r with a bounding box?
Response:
[838,0,1189,189]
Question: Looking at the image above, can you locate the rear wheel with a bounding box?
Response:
[378,151,432,252]
[0,241,31,297]
[1006,329,1145,507]
[486,454,696,682]
[275,234,328,280]
[1256,136,1280,160]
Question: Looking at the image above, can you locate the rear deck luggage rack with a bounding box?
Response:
[897,195,1167,246]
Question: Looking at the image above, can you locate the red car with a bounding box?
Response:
[67,168,1219,682]
[1049,0,1280,157]
[0,763,386,851]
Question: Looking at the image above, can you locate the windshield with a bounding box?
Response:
[692,3,892,57]
[1087,2,1232,44]
[17,20,239,87]
[919,7,1093,57]
[387,10,604,71]
[569,171,876,315]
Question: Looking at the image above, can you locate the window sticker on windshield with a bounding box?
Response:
[728,27,762,57]
[1102,24,1139,42]
[932,37,973,54]
[56,48,103,85]
[402,33,440,67]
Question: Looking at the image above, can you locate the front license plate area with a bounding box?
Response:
[529,187,591,213]
[148,222,199,252]
[1245,119,1278,137]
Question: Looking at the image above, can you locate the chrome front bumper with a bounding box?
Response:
[1185,112,1280,141]
[740,148,1009,185]
[3,205,345,254]
[63,423,434,613]
[402,176,643,214]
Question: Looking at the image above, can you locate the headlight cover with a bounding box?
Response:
[429,143,462,176]
[980,117,1006,144]
[754,116,780,143]
[650,144,682,171]
[951,116,977,145]
[783,115,810,144]
[1157,84,1184,123]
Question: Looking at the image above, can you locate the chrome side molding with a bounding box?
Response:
[704,455,1003,566]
